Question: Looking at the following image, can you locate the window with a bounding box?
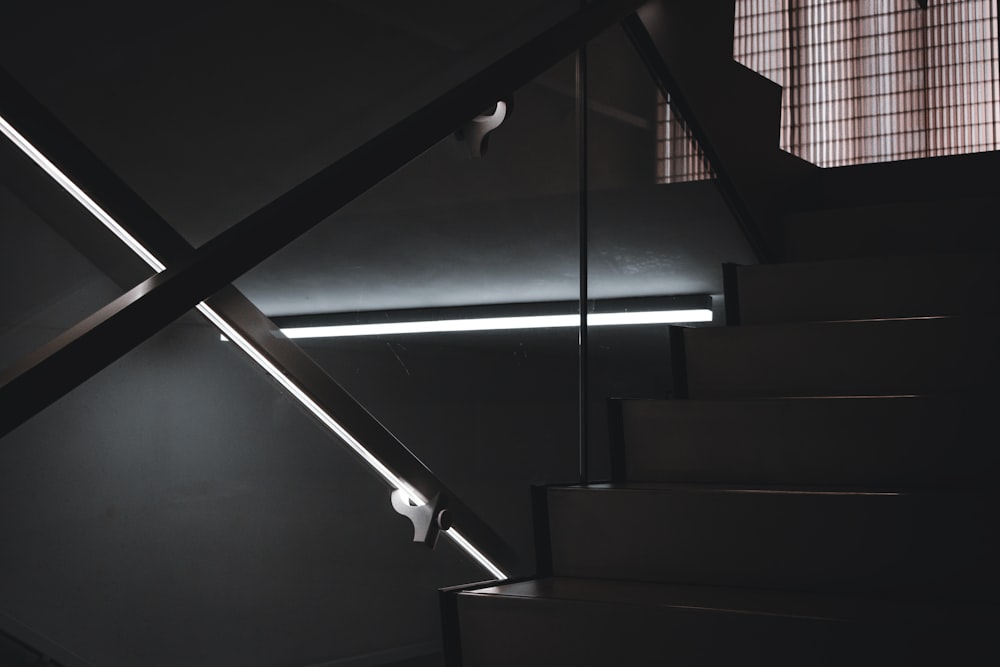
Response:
[659,0,1000,179]
[656,91,714,183]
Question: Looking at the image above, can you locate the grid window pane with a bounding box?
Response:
[660,0,999,178]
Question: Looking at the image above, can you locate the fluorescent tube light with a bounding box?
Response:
[1,112,508,580]
[280,308,713,339]
[589,309,713,325]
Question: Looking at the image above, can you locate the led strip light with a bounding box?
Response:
[279,309,713,339]
[0,113,507,581]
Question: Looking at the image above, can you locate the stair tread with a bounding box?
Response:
[615,395,1000,485]
[734,252,1000,324]
[781,194,1000,260]
[551,481,982,495]
[463,577,998,625]
[788,196,999,220]
[680,315,1000,398]
[618,394,998,409]
[745,251,997,277]
[683,316,1000,346]
[619,394,988,403]
[702,313,998,329]
[813,179,1000,213]
[545,482,999,599]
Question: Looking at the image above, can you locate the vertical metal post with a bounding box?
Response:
[993,0,999,151]
[787,0,800,157]
[577,31,590,484]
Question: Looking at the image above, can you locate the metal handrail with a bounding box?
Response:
[0,1,650,616]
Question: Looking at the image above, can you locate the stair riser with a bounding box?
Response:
[681,318,1000,398]
[733,255,999,325]
[783,197,1000,261]
[546,487,998,600]
[617,397,999,485]
[457,593,992,667]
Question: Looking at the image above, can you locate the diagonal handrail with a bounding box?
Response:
[0,72,516,577]
[0,0,648,583]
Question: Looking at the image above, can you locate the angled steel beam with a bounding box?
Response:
[0,68,518,576]
[1,0,647,577]
[0,0,644,438]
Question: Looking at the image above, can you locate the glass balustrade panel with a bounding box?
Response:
[584,23,757,479]
[0,130,145,374]
[236,51,584,570]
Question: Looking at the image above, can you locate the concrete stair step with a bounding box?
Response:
[543,482,998,601]
[451,577,998,666]
[613,396,1000,486]
[818,152,1000,211]
[677,317,1000,398]
[782,197,1000,261]
[730,253,1000,325]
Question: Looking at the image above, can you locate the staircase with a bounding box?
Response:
[442,184,1000,665]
